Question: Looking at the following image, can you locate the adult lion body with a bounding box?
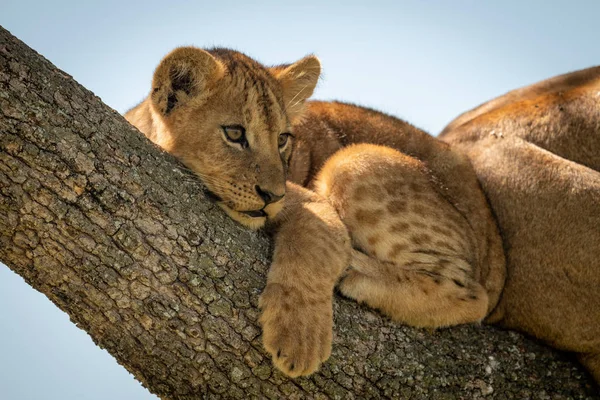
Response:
[440,66,600,382]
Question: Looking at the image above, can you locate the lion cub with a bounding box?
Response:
[125,48,505,378]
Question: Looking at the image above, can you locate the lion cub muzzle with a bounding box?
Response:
[218,189,285,230]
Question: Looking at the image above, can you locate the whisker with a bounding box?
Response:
[285,82,311,112]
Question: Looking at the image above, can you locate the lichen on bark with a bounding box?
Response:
[0,26,597,399]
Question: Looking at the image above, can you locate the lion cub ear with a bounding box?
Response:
[150,47,225,116]
[272,55,321,122]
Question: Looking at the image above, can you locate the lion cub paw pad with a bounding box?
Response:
[259,284,333,377]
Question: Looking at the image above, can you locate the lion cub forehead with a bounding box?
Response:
[205,49,289,134]
[208,48,284,96]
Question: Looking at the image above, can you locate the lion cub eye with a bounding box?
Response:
[278,132,292,149]
[222,125,248,148]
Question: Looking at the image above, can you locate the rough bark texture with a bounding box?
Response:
[0,26,597,399]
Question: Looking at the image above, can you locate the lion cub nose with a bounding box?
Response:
[255,185,284,205]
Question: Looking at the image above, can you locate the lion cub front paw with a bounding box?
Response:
[258,283,333,378]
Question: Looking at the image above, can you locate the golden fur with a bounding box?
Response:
[314,144,490,327]
[126,47,598,383]
[125,47,505,378]
[440,66,600,383]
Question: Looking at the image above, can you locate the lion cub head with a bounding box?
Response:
[126,47,320,229]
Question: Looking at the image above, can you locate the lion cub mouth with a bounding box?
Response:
[240,209,268,218]
[202,186,283,228]
[219,204,268,230]
[219,201,283,230]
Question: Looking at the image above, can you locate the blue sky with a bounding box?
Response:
[1,1,599,399]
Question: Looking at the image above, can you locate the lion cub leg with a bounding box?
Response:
[259,182,351,377]
[341,249,488,327]
[313,143,489,328]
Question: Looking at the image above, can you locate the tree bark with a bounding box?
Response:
[0,26,597,399]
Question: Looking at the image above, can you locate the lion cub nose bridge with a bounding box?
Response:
[254,165,285,203]
[255,156,286,202]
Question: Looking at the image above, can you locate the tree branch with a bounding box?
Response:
[0,26,596,399]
